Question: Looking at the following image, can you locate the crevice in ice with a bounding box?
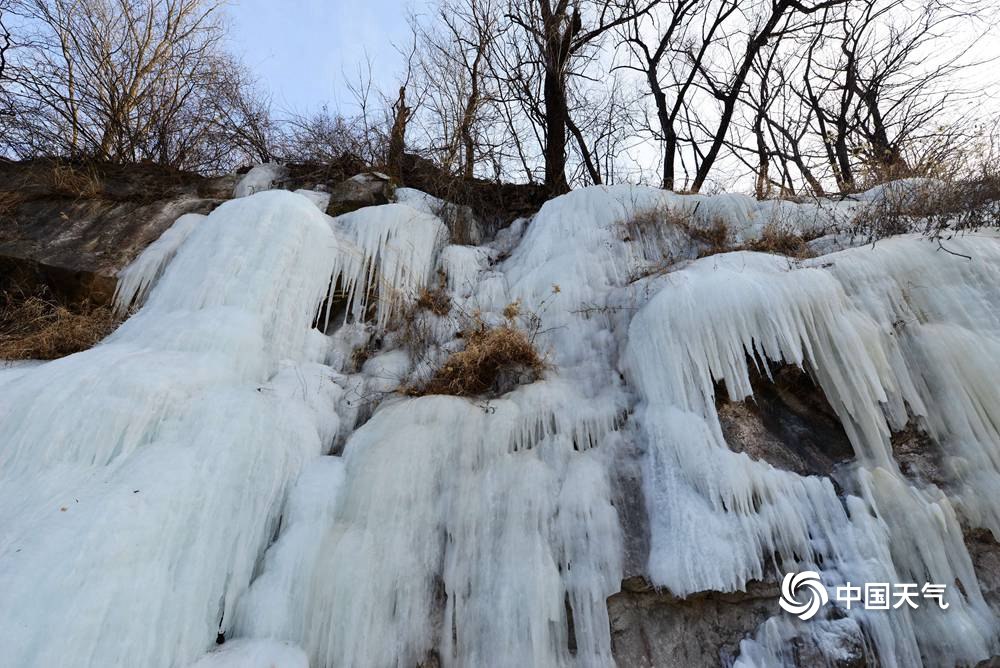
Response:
[715,361,855,480]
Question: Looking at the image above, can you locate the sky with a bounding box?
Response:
[225,0,415,116]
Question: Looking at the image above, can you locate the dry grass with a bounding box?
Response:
[0,190,26,218]
[0,289,118,360]
[743,223,815,258]
[47,162,102,199]
[687,219,731,257]
[624,201,819,263]
[851,173,1000,243]
[621,203,732,259]
[415,284,452,316]
[349,337,380,372]
[407,321,544,398]
[0,161,104,217]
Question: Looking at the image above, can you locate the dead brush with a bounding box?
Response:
[0,190,26,217]
[0,289,118,360]
[620,201,733,258]
[850,173,1000,244]
[743,223,815,258]
[415,283,451,316]
[407,319,545,398]
[46,161,103,199]
[687,218,732,257]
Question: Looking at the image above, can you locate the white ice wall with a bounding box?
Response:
[3,182,1000,667]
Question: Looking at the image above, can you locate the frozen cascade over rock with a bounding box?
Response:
[1,182,1000,666]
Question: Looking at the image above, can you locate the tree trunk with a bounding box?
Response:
[387,86,410,179]
[647,70,676,190]
[543,64,570,195]
[567,114,601,185]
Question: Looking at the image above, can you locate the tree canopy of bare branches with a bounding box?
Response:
[1,0,275,172]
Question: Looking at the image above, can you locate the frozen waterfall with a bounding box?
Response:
[2,182,1000,667]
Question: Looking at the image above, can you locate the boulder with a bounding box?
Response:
[0,159,231,305]
[326,172,395,217]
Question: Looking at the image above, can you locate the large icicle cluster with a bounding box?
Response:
[0,190,447,667]
[2,177,1000,667]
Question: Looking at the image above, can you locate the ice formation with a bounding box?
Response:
[233,163,288,198]
[2,179,1000,667]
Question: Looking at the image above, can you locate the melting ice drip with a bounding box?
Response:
[1,181,999,667]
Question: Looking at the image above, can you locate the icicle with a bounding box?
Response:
[333,203,449,329]
[0,191,346,667]
[113,212,203,316]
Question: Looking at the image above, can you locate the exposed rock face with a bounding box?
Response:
[608,366,873,668]
[325,172,395,217]
[608,577,780,667]
[0,160,233,304]
[891,423,947,488]
[967,528,1000,620]
[609,359,1000,666]
[716,363,855,479]
[606,364,864,667]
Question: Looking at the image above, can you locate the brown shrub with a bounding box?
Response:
[624,202,821,262]
[349,337,380,373]
[0,190,26,217]
[0,289,118,360]
[621,202,732,259]
[408,323,544,398]
[688,219,731,257]
[47,162,102,199]
[850,173,1000,243]
[743,224,814,259]
[415,285,451,316]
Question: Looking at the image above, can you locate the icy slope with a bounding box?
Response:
[2,182,1000,667]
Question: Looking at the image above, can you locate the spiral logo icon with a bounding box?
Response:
[779,571,829,620]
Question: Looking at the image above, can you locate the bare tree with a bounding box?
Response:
[0,0,12,125]
[686,0,851,192]
[0,0,11,85]
[412,0,504,179]
[506,0,657,194]
[620,0,735,189]
[3,0,238,169]
[722,0,996,196]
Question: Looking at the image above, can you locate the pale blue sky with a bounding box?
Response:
[226,0,418,115]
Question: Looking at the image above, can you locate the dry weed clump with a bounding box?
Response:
[0,290,117,360]
[850,173,1000,243]
[410,321,545,398]
[0,190,26,217]
[687,219,732,257]
[743,223,814,258]
[624,201,821,263]
[415,284,451,316]
[620,202,733,258]
[47,162,102,199]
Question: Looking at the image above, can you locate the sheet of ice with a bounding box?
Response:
[294,188,331,212]
[623,235,1000,665]
[0,191,348,668]
[0,360,44,388]
[331,203,448,329]
[5,179,1000,668]
[114,212,204,314]
[437,244,491,297]
[236,390,622,668]
[187,639,308,668]
[395,187,482,244]
[233,163,288,198]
